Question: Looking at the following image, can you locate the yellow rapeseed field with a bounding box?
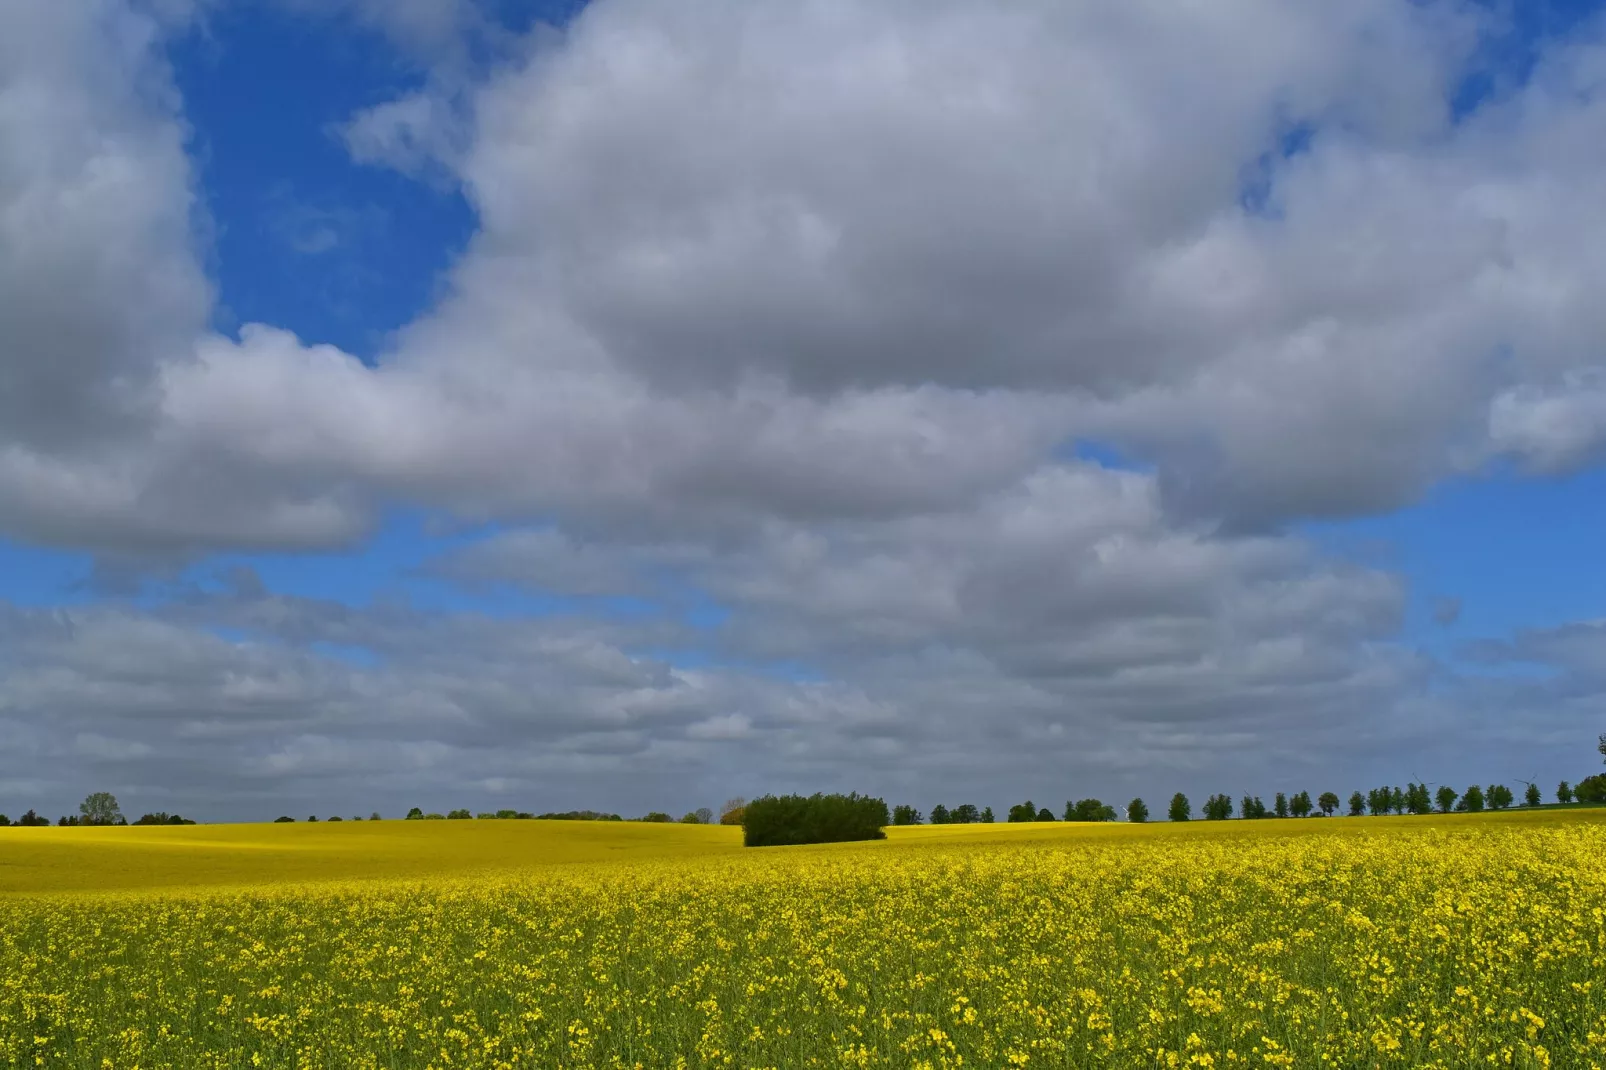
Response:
[2,811,1604,1068]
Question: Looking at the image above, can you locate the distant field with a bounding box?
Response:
[3,811,1604,1067]
[0,817,743,895]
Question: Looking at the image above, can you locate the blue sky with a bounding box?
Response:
[4,0,1606,819]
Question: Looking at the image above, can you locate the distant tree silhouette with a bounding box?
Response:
[406,807,423,820]
[1348,791,1365,817]
[1127,798,1148,823]
[1202,794,1233,821]
[891,804,922,825]
[1168,793,1190,822]
[1034,807,1055,822]
[1064,798,1117,822]
[1557,781,1573,804]
[980,806,995,823]
[1006,800,1037,823]
[275,815,295,823]
[1318,791,1339,817]
[1524,783,1542,807]
[1460,784,1486,812]
[1486,784,1514,810]
[79,792,122,826]
[1435,785,1458,813]
[951,803,980,824]
[930,804,951,824]
[742,793,888,847]
[1289,791,1313,818]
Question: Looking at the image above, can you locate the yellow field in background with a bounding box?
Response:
[3,811,1605,1067]
[0,817,743,895]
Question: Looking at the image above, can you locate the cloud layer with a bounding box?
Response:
[2,0,1605,816]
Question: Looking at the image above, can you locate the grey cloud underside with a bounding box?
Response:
[3,0,1606,811]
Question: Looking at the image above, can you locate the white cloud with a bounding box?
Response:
[4,0,1606,809]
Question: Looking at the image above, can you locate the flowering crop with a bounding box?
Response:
[2,813,1604,1067]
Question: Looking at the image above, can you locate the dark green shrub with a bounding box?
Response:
[1576,774,1606,803]
[1064,798,1117,822]
[742,793,888,847]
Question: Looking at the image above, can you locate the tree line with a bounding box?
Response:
[0,793,195,827]
[888,736,1606,826]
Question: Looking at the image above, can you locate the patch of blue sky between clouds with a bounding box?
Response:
[169,5,476,363]
[1453,0,1606,120]
[1061,438,1154,474]
[1304,465,1606,666]
[0,540,98,608]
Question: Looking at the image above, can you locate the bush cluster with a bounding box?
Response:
[742,793,889,847]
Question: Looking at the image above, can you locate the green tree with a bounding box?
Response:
[447,808,473,820]
[1127,798,1148,823]
[1035,807,1055,822]
[1202,794,1233,821]
[1366,788,1388,816]
[951,803,980,824]
[891,804,922,825]
[78,792,122,827]
[1289,791,1312,818]
[405,807,423,820]
[1348,791,1365,817]
[1524,782,1542,807]
[1435,785,1458,813]
[274,815,294,823]
[1274,792,1289,819]
[1461,784,1486,812]
[1577,775,1606,803]
[1558,781,1573,804]
[930,804,951,824]
[980,806,995,823]
[1405,783,1432,815]
[1318,791,1339,816]
[1168,793,1190,822]
[1006,800,1037,823]
[1065,798,1116,822]
[742,793,889,847]
[1487,784,1514,810]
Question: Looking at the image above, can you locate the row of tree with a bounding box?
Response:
[0,794,196,827]
[1162,777,1606,821]
[887,773,1606,827]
